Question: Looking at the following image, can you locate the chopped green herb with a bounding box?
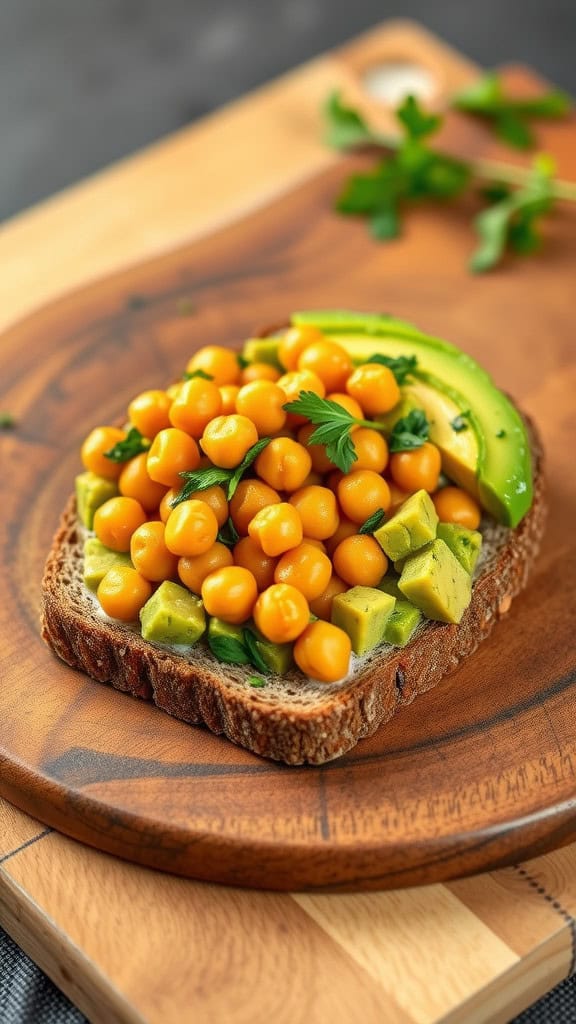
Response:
[283,391,390,474]
[0,412,15,429]
[454,72,572,150]
[237,353,251,370]
[227,437,272,499]
[389,409,429,452]
[105,427,150,463]
[242,629,270,674]
[358,508,387,535]
[451,412,470,432]
[496,428,507,438]
[324,91,380,150]
[364,353,418,385]
[207,632,251,666]
[182,369,213,381]
[248,675,267,688]
[217,517,240,548]
[171,437,272,507]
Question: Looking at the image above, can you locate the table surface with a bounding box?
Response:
[1,17,576,1024]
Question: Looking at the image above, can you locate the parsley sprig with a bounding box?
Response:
[389,410,430,452]
[358,508,387,534]
[171,437,272,507]
[283,391,388,474]
[207,627,270,675]
[324,87,575,272]
[454,72,571,150]
[363,353,417,385]
[105,427,150,463]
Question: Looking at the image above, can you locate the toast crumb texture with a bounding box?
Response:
[41,418,546,764]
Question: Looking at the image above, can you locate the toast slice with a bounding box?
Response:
[41,415,545,765]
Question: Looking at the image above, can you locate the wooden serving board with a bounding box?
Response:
[1,19,576,1020]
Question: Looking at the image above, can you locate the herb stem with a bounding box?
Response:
[473,157,576,202]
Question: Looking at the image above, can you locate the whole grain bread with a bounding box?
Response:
[41,415,546,765]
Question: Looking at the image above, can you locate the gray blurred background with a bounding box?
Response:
[0,0,575,223]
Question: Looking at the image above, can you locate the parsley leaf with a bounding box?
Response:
[227,437,272,499]
[358,508,387,535]
[389,409,429,452]
[217,517,240,548]
[324,91,380,150]
[364,353,418,385]
[171,438,272,507]
[283,391,362,474]
[207,633,251,666]
[105,427,150,463]
[451,411,470,432]
[242,629,270,675]
[454,73,571,150]
[182,369,213,381]
[248,676,267,688]
[471,156,555,272]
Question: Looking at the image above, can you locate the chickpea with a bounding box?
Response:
[178,543,234,595]
[184,485,229,528]
[219,385,241,415]
[248,502,303,557]
[432,486,481,530]
[324,516,358,557]
[147,428,200,487]
[128,390,172,439]
[235,381,287,436]
[93,496,147,552]
[130,521,179,582]
[337,469,391,524]
[293,621,352,683]
[288,485,339,540]
[296,423,336,474]
[169,378,222,438]
[351,428,389,474]
[274,542,332,601]
[254,437,312,492]
[346,364,400,416]
[308,575,348,621]
[201,566,258,624]
[200,414,258,468]
[240,362,281,384]
[186,346,240,386]
[119,453,167,512]
[253,583,310,643]
[389,442,442,493]
[332,535,388,587]
[297,341,353,393]
[229,478,281,535]
[81,426,126,481]
[97,566,152,622]
[164,499,219,557]
[278,324,325,371]
[233,536,277,591]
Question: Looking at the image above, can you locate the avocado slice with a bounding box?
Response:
[140,581,206,645]
[383,600,422,647]
[401,381,480,499]
[398,538,472,624]
[242,336,284,370]
[331,586,396,655]
[437,523,482,575]
[289,311,532,528]
[374,490,439,562]
[83,538,132,591]
[76,472,119,529]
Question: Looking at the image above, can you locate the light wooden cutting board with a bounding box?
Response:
[1,20,576,1024]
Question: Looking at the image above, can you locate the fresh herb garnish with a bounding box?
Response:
[454,72,572,150]
[171,437,272,507]
[389,409,429,452]
[283,392,389,474]
[364,353,418,385]
[217,517,240,548]
[237,353,251,370]
[322,89,576,272]
[248,675,267,688]
[496,428,507,438]
[182,368,213,381]
[105,427,150,463]
[358,508,387,535]
[207,628,270,675]
[470,155,555,272]
[0,412,15,429]
[451,411,470,432]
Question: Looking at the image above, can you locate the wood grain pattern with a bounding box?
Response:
[1,18,576,1022]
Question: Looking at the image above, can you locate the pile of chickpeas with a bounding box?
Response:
[80,325,482,683]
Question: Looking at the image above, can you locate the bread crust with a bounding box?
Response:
[41,417,546,765]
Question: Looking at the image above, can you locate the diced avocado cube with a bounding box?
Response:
[399,539,471,624]
[374,489,438,562]
[76,472,119,529]
[332,586,396,656]
[437,523,482,575]
[83,538,132,591]
[377,574,404,600]
[254,636,294,675]
[241,336,283,370]
[383,600,422,647]
[140,581,206,645]
[208,617,244,646]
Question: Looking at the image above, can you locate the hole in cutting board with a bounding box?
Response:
[362,60,436,105]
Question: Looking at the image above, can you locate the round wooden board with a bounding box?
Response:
[1,161,575,891]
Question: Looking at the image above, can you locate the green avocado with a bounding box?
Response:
[383,600,422,647]
[331,586,396,655]
[76,472,119,529]
[140,581,206,645]
[290,311,532,528]
[398,538,472,624]
[83,538,132,591]
[374,490,438,562]
[242,336,284,370]
[437,523,482,575]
